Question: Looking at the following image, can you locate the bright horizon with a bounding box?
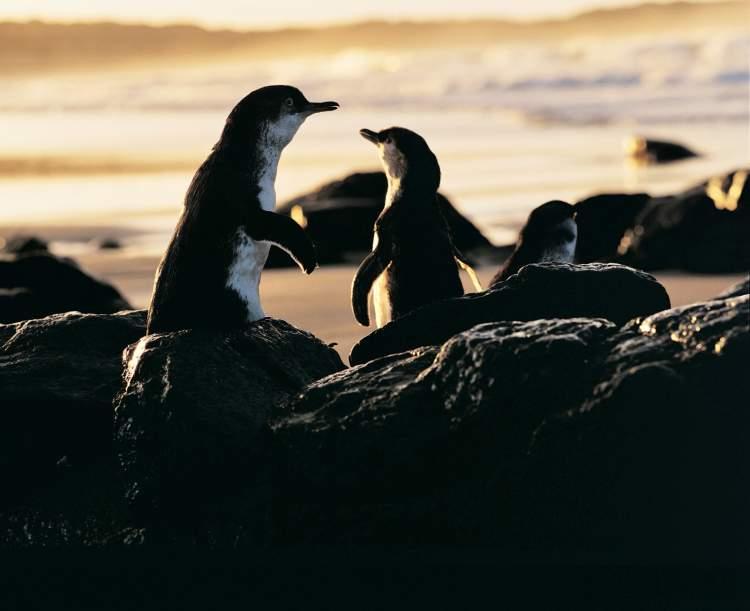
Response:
[0,0,730,29]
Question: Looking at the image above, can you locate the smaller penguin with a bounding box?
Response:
[351,126,477,328]
[490,200,577,286]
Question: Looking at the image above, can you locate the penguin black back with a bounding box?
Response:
[147,85,338,334]
[490,200,577,286]
[351,127,465,327]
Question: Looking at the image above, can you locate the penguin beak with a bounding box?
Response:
[303,100,340,114]
[359,129,379,145]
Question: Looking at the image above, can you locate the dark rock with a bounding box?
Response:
[350,262,670,365]
[113,318,344,521]
[528,294,749,562]
[573,193,651,262]
[1,235,49,255]
[715,275,749,299]
[0,253,131,323]
[97,238,122,250]
[274,318,617,543]
[0,310,146,502]
[618,168,750,272]
[0,457,128,546]
[266,171,497,267]
[626,136,698,164]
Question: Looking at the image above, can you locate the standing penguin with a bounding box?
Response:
[351,126,477,328]
[489,200,577,287]
[147,85,338,334]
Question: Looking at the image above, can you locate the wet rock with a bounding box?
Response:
[274,318,616,543]
[266,171,497,267]
[528,294,750,561]
[0,457,128,547]
[97,238,122,250]
[573,193,650,262]
[0,253,131,323]
[114,318,344,521]
[0,310,146,502]
[625,136,698,164]
[618,168,750,272]
[716,276,749,299]
[1,235,49,255]
[350,262,670,365]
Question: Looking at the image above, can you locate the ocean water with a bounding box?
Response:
[0,27,748,254]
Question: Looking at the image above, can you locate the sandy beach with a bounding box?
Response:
[72,250,746,360]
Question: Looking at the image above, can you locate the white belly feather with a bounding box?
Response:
[372,267,391,328]
[226,228,271,322]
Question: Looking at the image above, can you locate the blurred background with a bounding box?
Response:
[0,0,748,323]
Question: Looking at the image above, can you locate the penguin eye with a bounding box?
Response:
[383,136,392,145]
[284,97,294,108]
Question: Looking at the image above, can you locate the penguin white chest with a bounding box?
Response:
[372,270,392,328]
[370,229,392,328]
[541,219,578,263]
[226,229,271,322]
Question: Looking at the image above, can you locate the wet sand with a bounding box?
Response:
[75,251,747,361]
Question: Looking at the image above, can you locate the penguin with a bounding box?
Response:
[147,85,339,334]
[489,200,577,287]
[351,126,479,328]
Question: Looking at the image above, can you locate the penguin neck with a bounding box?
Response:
[216,126,284,212]
[253,145,281,212]
[384,171,436,210]
[384,174,404,209]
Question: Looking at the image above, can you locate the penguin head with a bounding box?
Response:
[521,200,578,249]
[222,85,338,150]
[360,127,440,191]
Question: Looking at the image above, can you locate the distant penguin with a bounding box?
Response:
[490,200,577,286]
[147,85,339,334]
[351,126,479,328]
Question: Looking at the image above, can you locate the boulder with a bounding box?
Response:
[527,294,749,561]
[617,168,749,272]
[573,193,650,262]
[97,238,122,250]
[1,235,49,255]
[274,318,616,543]
[113,318,344,521]
[2,295,747,556]
[716,276,749,299]
[350,262,670,365]
[625,136,698,164]
[0,310,146,501]
[0,253,131,323]
[266,171,498,267]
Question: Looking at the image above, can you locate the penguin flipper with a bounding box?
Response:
[453,247,483,292]
[351,251,386,326]
[247,211,318,274]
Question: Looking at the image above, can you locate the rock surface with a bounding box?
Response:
[1,235,49,255]
[528,293,749,561]
[350,262,670,365]
[573,193,650,263]
[716,276,749,299]
[274,319,616,544]
[0,310,146,501]
[1,292,746,559]
[626,136,699,164]
[0,253,131,323]
[266,171,499,267]
[618,168,749,272]
[113,318,344,520]
[273,296,748,558]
